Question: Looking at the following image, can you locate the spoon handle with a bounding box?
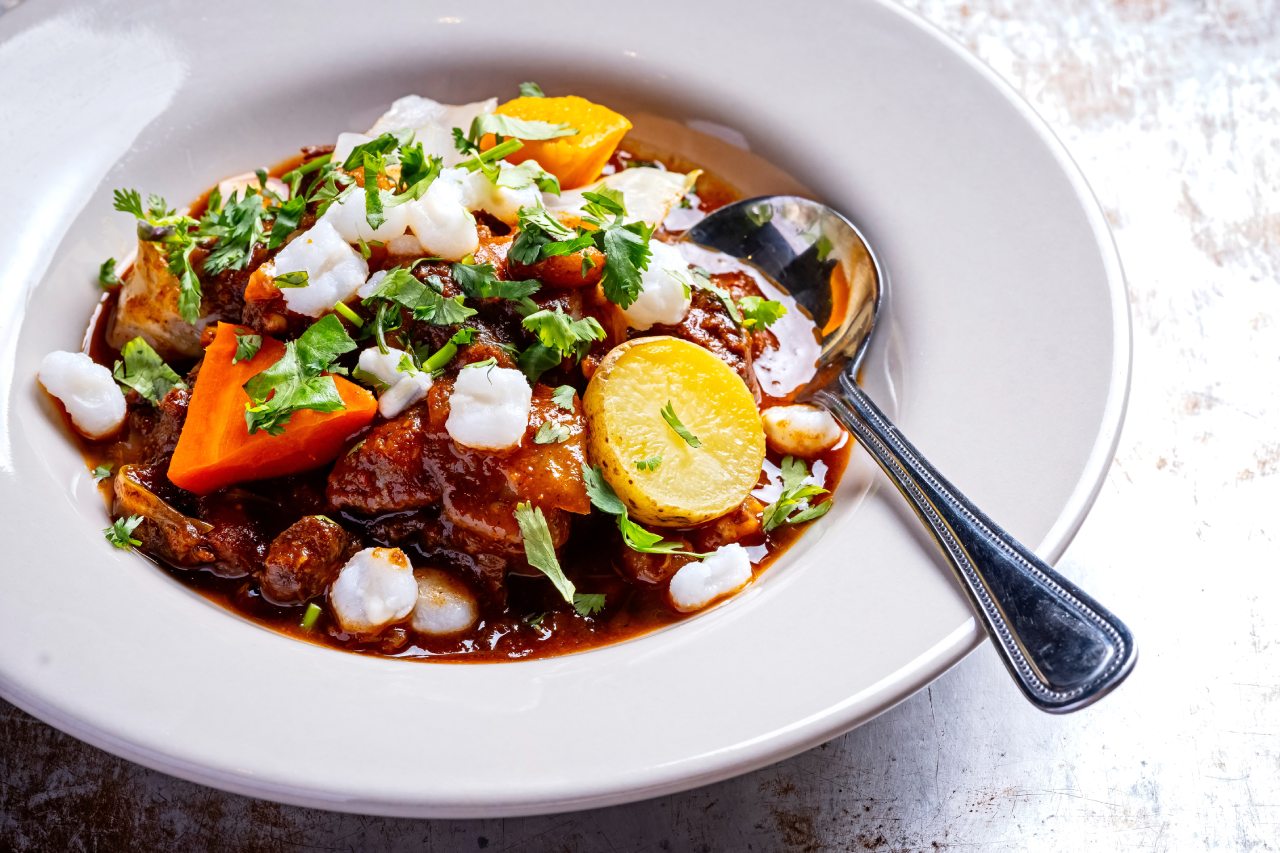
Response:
[815,374,1136,712]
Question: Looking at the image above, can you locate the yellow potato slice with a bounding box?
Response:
[584,336,765,527]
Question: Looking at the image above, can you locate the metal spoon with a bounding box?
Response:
[684,196,1136,713]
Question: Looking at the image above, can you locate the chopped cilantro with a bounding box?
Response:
[420,327,476,373]
[333,302,364,327]
[534,420,569,444]
[551,385,576,411]
[514,501,575,604]
[634,456,662,472]
[274,270,309,287]
[91,463,114,482]
[242,315,356,435]
[519,81,546,98]
[572,593,606,617]
[113,337,186,405]
[738,295,787,329]
[451,262,540,307]
[660,401,702,448]
[299,602,322,630]
[470,113,577,142]
[198,186,269,276]
[112,189,203,324]
[497,160,560,195]
[361,267,477,327]
[582,464,705,557]
[695,274,744,326]
[233,333,262,364]
[463,357,498,370]
[104,515,143,550]
[522,309,605,361]
[760,456,832,532]
[98,258,121,289]
[517,343,564,385]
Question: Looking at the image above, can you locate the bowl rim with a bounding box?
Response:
[0,0,1130,817]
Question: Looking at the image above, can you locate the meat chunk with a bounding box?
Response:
[197,489,270,579]
[327,378,589,593]
[125,385,190,468]
[327,405,443,513]
[113,464,215,566]
[689,496,766,553]
[261,515,356,604]
[108,241,203,360]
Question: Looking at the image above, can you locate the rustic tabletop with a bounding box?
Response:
[4,0,1279,850]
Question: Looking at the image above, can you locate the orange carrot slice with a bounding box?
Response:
[168,323,376,494]
[490,96,632,190]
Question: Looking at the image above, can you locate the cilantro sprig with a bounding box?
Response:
[242,315,356,435]
[510,189,655,309]
[518,308,605,383]
[112,190,202,324]
[739,295,787,329]
[112,337,186,405]
[513,501,576,604]
[760,456,833,531]
[104,515,144,550]
[582,464,706,557]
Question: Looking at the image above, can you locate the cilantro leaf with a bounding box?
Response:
[760,456,832,531]
[572,592,606,617]
[104,515,144,550]
[551,385,576,411]
[509,206,593,265]
[738,295,787,329]
[451,262,540,305]
[534,420,569,444]
[267,196,307,249]
[362,268,478,326]
[597,221,653,308]
[98,258,121,289]
[112,188,203,323]
[497,160,560,195]
[514,501,575,603]
[516,343,564,385]
[274,270,309,287]
[198,187,269,276]
[470,113,577,142]
[233,333,262,364]
[339,131,402,171]
[519,81,546,98]
[420,327,476,373]
[522,309,605,361]
[581,464,705,557]
[634,456,662,472]
[696,274,744,326]
[112,337,186,405]
[91,463,114,482]
[362,153,387,229]
[242,315,356,435]
[660,401,702,448]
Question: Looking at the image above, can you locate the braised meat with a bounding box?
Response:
[261,515,356,604]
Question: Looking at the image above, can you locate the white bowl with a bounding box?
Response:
[0,0,1128,816]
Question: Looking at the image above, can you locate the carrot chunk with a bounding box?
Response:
[168,322,376,494]
[491,96,632,190]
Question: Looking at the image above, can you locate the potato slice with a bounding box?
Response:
[584,336,765,527]
[492,95,632,190]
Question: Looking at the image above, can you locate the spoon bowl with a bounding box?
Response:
[684,196,1137,713]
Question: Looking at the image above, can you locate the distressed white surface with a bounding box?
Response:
[2,0,1279,849]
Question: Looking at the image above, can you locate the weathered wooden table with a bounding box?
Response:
[4,1,1278,849]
